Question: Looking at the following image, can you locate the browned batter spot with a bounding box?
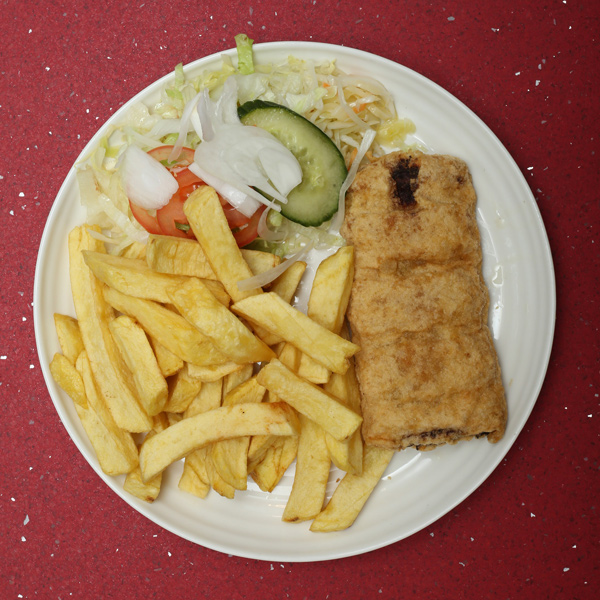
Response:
[390,157,420,208]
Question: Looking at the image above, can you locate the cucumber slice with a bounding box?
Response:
[238,100,347,227]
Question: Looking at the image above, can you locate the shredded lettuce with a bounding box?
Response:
[75,34,416,256]
[235,34,255,75]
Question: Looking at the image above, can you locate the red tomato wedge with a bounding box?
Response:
[129,201,162,235]
[232,206,266,247]
[128,145,263,246]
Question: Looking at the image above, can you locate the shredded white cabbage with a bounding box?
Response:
[75,43,415,255]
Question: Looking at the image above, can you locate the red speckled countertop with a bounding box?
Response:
[1,1,598,598]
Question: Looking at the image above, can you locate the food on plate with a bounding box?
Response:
[322,356,363,475]
[145,233,281,283]
[68,226,152,433]
[103,286,230,367]
[210,376,267,491]
[232,293,360,375]
[49,36,508,535]
[238,99,348,226]
[296,245,354,384]
[169,277,275,364]
[75,350,139,475]
[108,315,168,417]
[256,359,362,442]
[162,363,204,413]
[282,413,330,522]
[123,431,163,503]
[251,435,299,494]
[82,250,230,307]
[139,402,300,482]
[310,446,395,532]
[341,150,507,450]
[148,335,184,377]
[183,186,263,302]
[49,352,87,409]
[53,313,85,364]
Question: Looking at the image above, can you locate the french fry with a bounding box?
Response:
[109,315,168,417]
[49,352,87,408]
[246,372,286,471]
[186,361,244,382]
[323,361,363,475]
[146,233,280,282]
[204,451,236,498]
[275,342,301,373]
[232,292,359,374]
[210,377,267,490]
[242,249,281,277]
[307,246,354,335]
[310,447,395,532]
[139,402,300,482]
[251,435,298,493]
[124,432,162,503]
[184,378,223,419]
[266,260,307,301]
[297,246,355,383]
[103,286,229,367]
[254,260,307,346]
[53,314,84,364]
[181,379,223,497]
[118,240,147,260]
[83,250,231,307]
[166,412,183,427]
[202,364,254,488]
[68,226,151,432]
[222,364,254,397]
[163,363,203,413]
[152,412,170,433]
[183,447,211,493]
[256,359,362,442]
[183,186,262,302]
[148,335,184,377]
[179,459,210,499]
[75,351,139,475]
[146,234,216,279]
[168,278,275,364]
[282,414,330,522]
[247,433,279,473]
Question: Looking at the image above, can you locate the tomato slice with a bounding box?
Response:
[233,206,265,247]
[147,145,195,167]
[130,145,265,247]
[222,204,252,229]
[173,167,203,188]
[129,201,162,235]
[156,192,195,239]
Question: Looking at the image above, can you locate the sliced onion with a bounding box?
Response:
[236,242,314,292]
[188,161,265,217]
[328,128,376,235]
[119,145,178,210]
[168,89,203,163]
[191,77,302,214]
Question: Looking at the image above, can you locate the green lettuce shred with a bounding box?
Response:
[235,34,255,75]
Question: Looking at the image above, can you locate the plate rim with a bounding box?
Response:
[33,40,556,562]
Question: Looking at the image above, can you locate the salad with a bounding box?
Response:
[76,34,416,266]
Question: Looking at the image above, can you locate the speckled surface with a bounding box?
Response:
[1,0,598,598]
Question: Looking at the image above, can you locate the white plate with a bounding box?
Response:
[33,42,555,562]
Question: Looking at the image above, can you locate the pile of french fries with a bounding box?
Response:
[50,186,394,531]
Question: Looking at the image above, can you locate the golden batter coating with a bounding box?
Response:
[341,151,507,451]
